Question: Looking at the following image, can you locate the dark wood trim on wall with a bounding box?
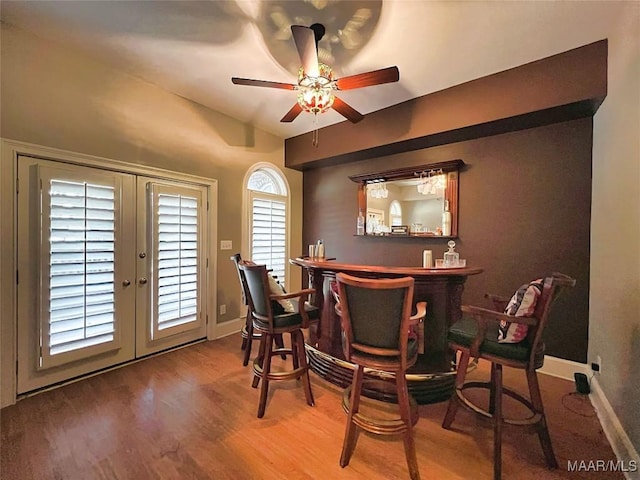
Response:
[285,39,607,170]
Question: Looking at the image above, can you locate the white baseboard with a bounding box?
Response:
[214,317,244,340]
[589,377,640,480]
[538,355,589,381]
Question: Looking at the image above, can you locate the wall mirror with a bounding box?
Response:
[349,159,464,237]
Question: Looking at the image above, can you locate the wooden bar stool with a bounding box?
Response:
[442,273,576,480]
[239,261,319,418]
[230,253,286,366]
[334,273,427,480]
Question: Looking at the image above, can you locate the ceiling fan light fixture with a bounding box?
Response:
[297,62,334,85]
[296,63,335,114]
[297,85,335,114]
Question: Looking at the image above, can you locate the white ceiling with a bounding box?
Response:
[0,0,614,139]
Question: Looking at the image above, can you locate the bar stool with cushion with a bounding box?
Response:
[442,272,576,480]
[238,260,319,418]
[334,273,427,480]
[230,253,285,366]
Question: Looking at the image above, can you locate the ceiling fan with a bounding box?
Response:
[231,23,399,124]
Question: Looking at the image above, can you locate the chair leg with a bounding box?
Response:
[295,330,315,407]
[241,309,252,351]
[242,319,254,366]
[442,350,471,429]
[241,325,248,351]
[340,364,364,467]
[291,331,300,371]
[489,362,498,414]
[252,330,268,388]
[257,333,274,418]
[275,334,288,360]
[493,363,503,480]
[526,369,558,469]
[397,371,421,480]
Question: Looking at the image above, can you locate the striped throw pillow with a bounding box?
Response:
[498,279,543,343]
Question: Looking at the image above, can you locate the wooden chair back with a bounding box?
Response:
[525,272,577,366]
[238,261,275,328]
[335,273,416,371]
[230,253,249,307]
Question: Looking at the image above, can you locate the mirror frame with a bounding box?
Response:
[349,159,465,238]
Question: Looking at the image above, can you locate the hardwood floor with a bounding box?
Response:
[1,333,622,479]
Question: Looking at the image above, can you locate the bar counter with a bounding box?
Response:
[290,257,483,404]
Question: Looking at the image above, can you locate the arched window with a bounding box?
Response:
[246,166,289,287]
[247,168,287,194]
[390,200,402,226]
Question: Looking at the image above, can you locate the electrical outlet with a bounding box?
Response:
[591,355,602,374]
[220,240,232,250]
[219,304,226,315]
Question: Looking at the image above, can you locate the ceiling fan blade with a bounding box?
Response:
[291,25,319,77]
[334,66,400,91]
[281,103,304,123]
[231,77,296,90]
[332,97,364,123]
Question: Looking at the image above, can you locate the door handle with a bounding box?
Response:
[139,277,148,285]
[122,279,131,287]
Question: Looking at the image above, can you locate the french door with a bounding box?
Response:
[16,156,208,394]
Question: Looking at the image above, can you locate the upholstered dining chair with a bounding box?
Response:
[238,260,319,418]
[442,272,576,480]
[334,273,427,480]
[230,253,285,366]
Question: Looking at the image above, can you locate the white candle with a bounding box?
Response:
[423,250,433,268]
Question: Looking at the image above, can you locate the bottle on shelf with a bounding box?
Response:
[356,209,365,235]
[442,200,451,236]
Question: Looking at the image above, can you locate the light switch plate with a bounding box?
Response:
[220,240,232,250]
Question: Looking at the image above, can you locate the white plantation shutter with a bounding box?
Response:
[250,192,287,286]
[39,168,122,369]
[149,184,203,339]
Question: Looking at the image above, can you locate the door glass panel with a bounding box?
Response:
[156,193,199,332]
[40,173,120,367]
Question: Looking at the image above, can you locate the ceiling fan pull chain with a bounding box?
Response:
[312,113,320,147]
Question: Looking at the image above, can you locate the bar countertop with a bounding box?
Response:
[290,257,483,277]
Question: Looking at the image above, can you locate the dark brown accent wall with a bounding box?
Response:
[302,119,592,363]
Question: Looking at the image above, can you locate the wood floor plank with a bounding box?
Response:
[1,334,623,479]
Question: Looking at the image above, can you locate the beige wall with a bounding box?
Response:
[0,21,302,328]
[589,4,640,453]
